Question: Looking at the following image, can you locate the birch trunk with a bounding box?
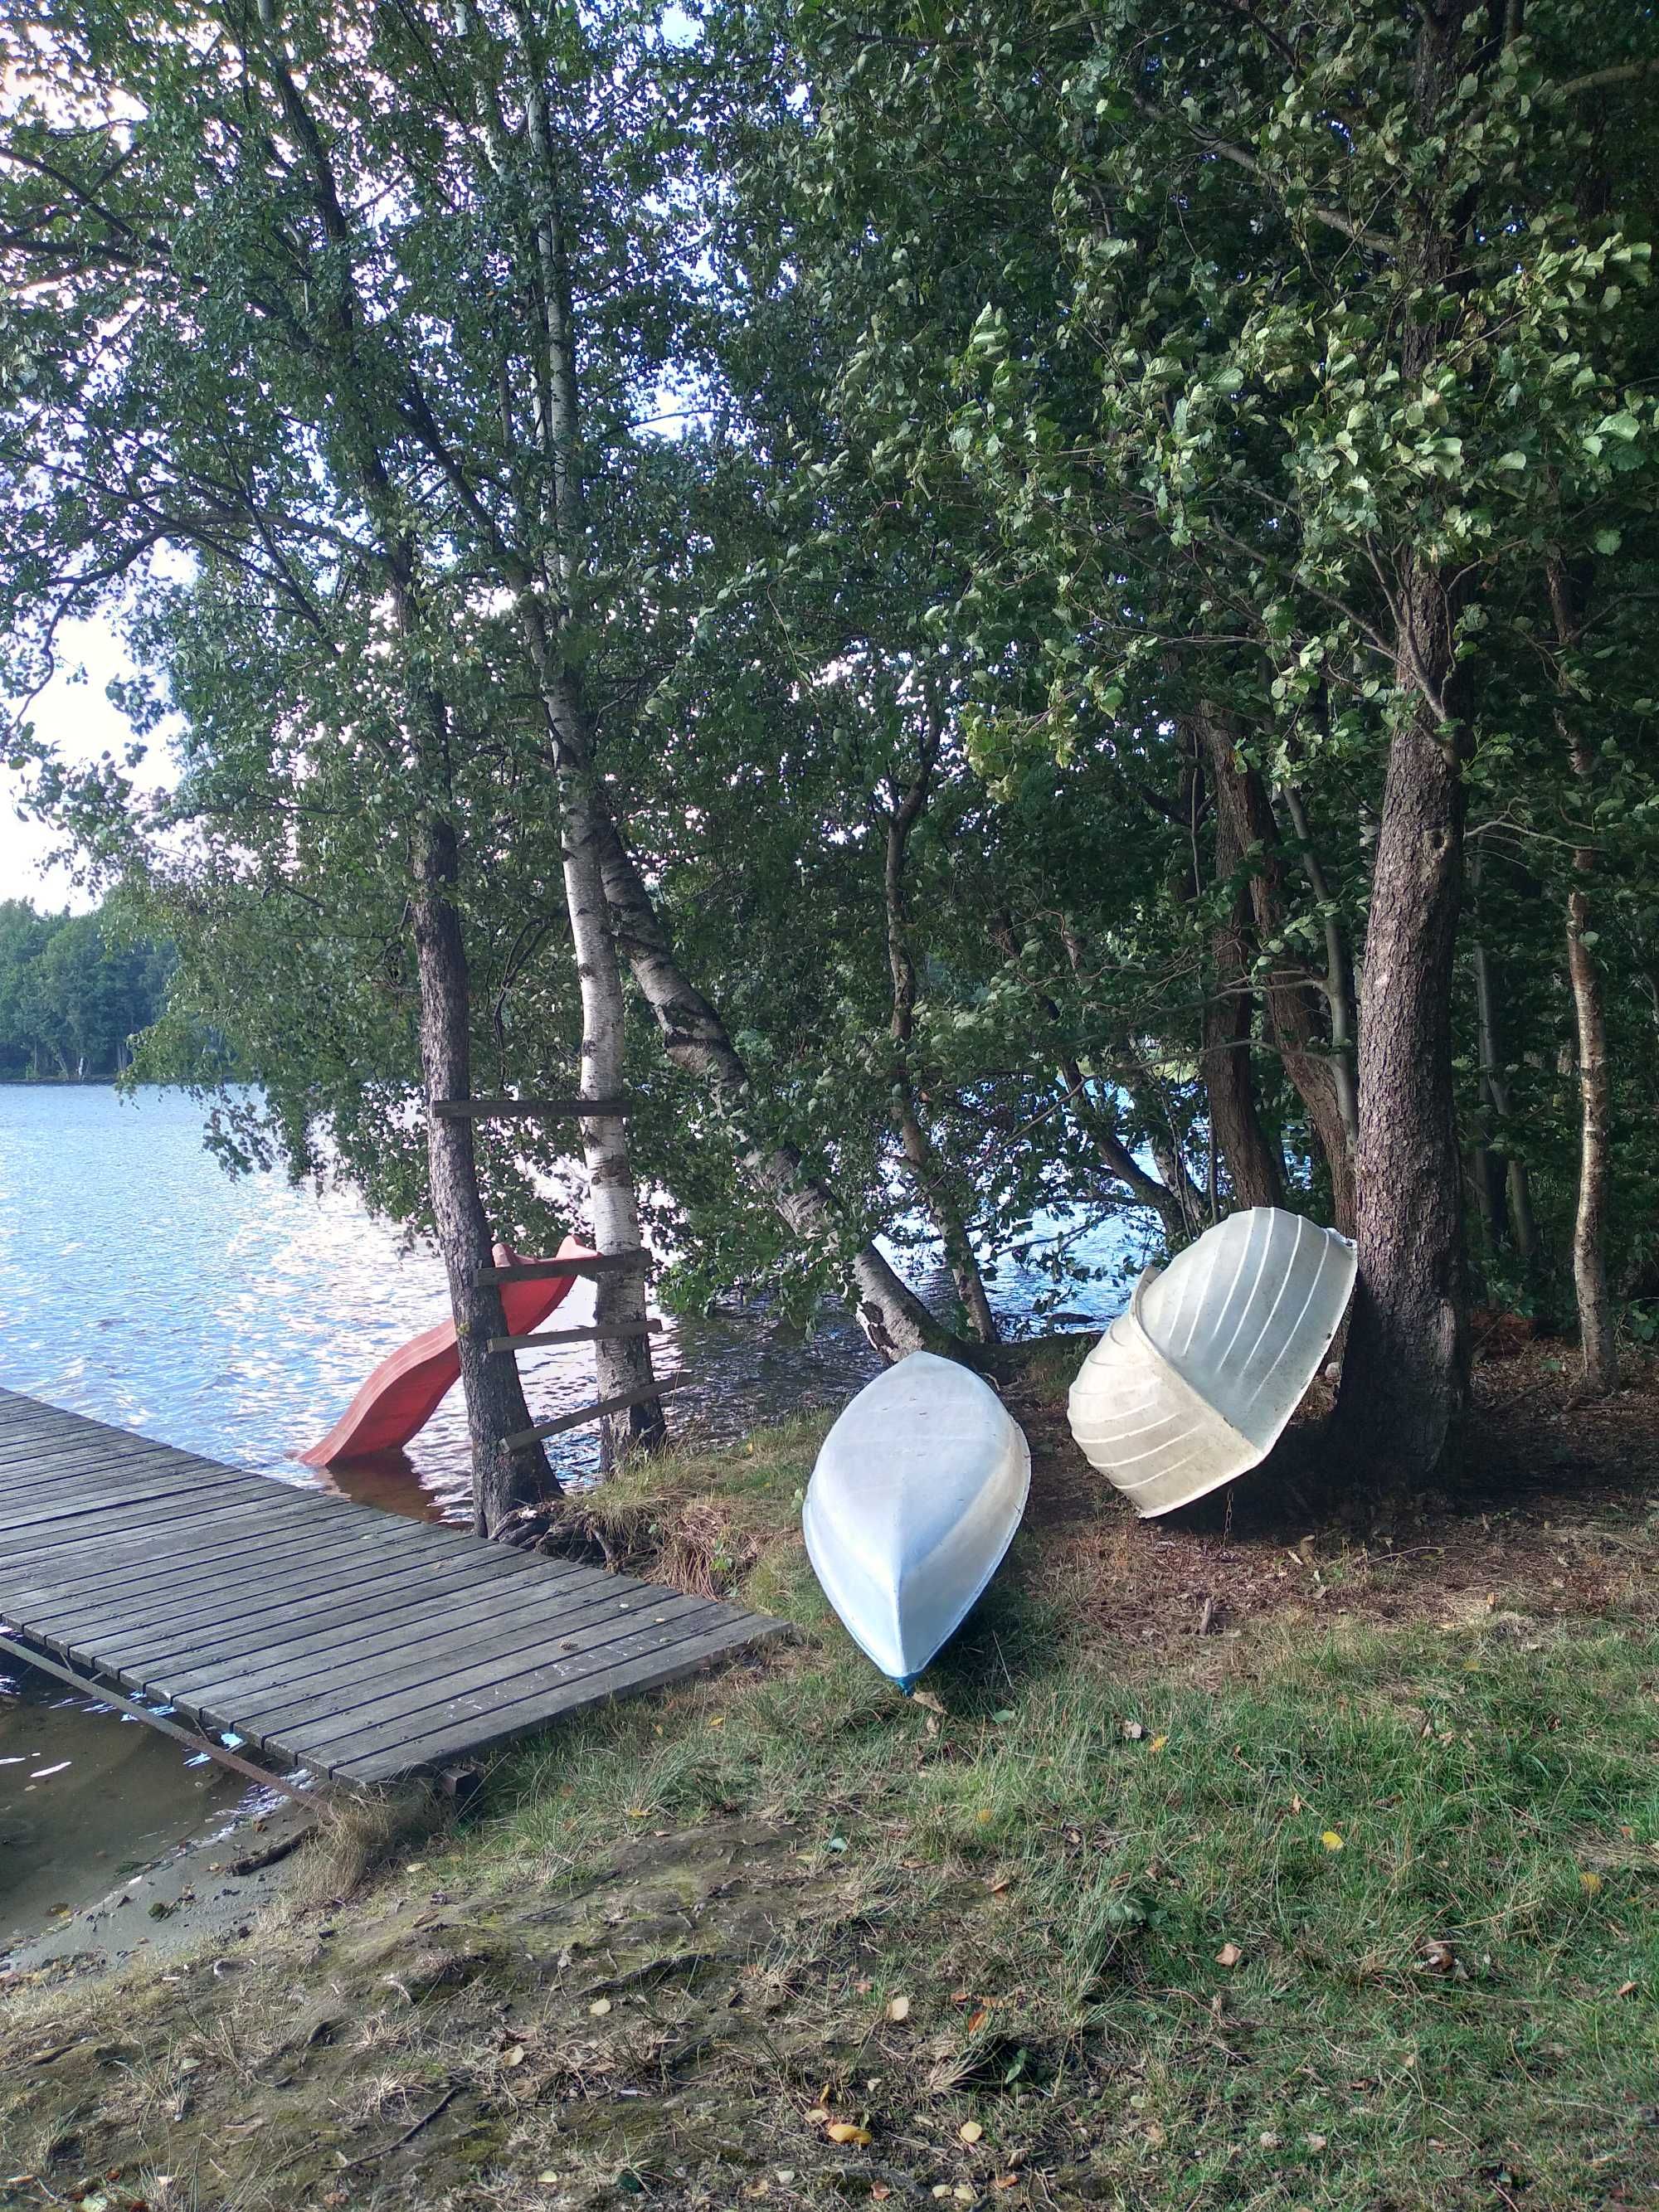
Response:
[412,818,558,1534]
[1549,556,1616,1393]
[511,3,661,1459]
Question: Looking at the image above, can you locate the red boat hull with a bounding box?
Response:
[299,1237,591,1467]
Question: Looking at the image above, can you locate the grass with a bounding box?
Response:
[2,1393,1656,2212]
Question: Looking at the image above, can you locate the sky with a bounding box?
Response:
[2,615,176,913]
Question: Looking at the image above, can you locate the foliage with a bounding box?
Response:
[0,896,175,1078]
[4,0,1659,1362]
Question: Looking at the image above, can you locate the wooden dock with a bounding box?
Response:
[0,1388,782,1786]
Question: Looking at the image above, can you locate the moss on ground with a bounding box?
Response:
[2,1373,1657,2212]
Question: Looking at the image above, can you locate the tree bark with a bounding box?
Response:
[1331,571,1471,1480]
[1549,556,1616,1393]
[884,711,999,1344]
[1199,748,1284,1213]
[412,818,558,1534]
[1331,0,1482,1485]
[1194,706,1356,1231]
[509,3,663,1461]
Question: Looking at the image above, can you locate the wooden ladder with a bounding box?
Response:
[431,1096,679,1451]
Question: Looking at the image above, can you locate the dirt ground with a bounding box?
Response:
[1004,1339,1659,1664]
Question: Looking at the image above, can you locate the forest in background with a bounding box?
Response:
[2,0,1657,1522]
[0,898,174,1081]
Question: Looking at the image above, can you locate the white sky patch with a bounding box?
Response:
[2,615,178,913]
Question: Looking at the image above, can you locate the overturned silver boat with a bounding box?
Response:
[1068,1207,1356,1518]
[804,1351,1030,1689]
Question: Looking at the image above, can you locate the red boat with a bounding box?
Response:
[299,1237,591,1467]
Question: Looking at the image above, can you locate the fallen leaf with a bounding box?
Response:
[1579,1870,1603,1895]
[708,1715,724,1728]
[1320,1830,1344,1852]
[912,1690,947,1716]
[805,2107,830,2125]
[966,2008,989,2034]
[1615,1981,1637,1998]
[1149,1734,1169,1754]
[886,1996,911,2022]
[1215,1942,1243,1969]
[1290,1794,1304,1813]
[872,2190,892,2203]
[502,2044,527,2067]
[825,2122,872,2146]
[994,2176,1021,2192]
[960,2121,984,2144]
[988,1874,1014,1895]
[589,1998,612,2017]
[976,1808,995,1826]
[625,1807,648,1819]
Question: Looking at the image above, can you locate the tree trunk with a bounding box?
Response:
[1549,556,1616,1393]
[1195,706,1356,1231]
[510,11,662,1461]
[1331,572,1470,1479]
[1199,756,1284,1213]
[412,818,558,1535]
[590,806,958,1361]
[1331,0,1482,1485]
[885,712,999,1344]
[552,720,664,1465]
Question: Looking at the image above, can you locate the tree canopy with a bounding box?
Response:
[4,0,1657,1493]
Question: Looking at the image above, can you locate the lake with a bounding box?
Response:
[0,1083,1139,1949]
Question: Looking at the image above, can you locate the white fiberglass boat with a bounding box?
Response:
[804,1351,1030,1689]
[1068,1207,1356,1518]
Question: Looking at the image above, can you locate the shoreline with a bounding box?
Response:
[2,1354,1654,2208]
[2,1800,316,1989]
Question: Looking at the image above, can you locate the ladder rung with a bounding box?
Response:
[506,1376,685,1449]
[432,1097,629,1120]
[479,1253,649,1286]
[489,1320,664,1353]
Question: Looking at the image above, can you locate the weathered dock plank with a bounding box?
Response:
[0,1387,783,1782]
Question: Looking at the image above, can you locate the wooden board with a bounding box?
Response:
[505,1375,686,1449]
[0,1387,783,1782]
[477,1252,648,1286]
[489,1320,664,1353]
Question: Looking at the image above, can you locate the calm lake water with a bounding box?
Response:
[0,1083,1139,1948]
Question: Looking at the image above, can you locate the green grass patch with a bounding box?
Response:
[440,1429,1659,2207]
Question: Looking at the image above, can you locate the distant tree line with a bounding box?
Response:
[0,900,174,1081]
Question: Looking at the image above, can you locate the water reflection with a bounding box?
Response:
[0,1086,1143,1520]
